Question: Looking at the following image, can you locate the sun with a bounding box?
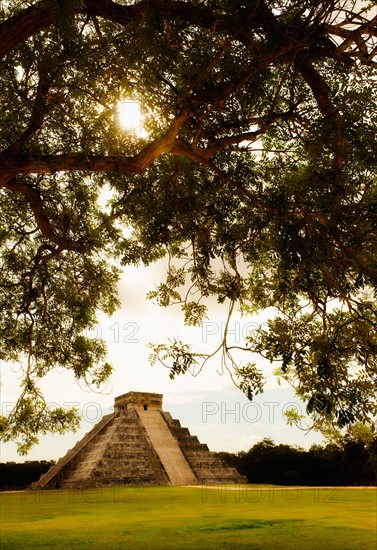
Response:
[118,100,144,133]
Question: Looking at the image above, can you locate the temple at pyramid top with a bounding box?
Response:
[114,391,163,412]
[32,391,247,489]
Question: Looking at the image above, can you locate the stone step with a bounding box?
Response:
[31,413,116,489]
[161,413,246,484]
[137,410,198,485]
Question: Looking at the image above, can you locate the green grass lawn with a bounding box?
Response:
[1,485,376,549]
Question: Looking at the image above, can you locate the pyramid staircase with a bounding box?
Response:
[164,412,246,484]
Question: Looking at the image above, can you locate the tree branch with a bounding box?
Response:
[4,177,78,250]
[171,138,277,214]
[0,108,190,181]
[0,0,222,60]
[328,14,377,61]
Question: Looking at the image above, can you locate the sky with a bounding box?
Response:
[0,257,325,463]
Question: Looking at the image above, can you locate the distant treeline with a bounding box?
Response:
[0,461,55,490]
[2,433,377,490]
[218,436,377,486]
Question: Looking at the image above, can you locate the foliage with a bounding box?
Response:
[0,460,55,490]
[0,0,377,450]
[220,430,377,486]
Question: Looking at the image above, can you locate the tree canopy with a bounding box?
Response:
[1,0,377,453]
[219,427,377,486]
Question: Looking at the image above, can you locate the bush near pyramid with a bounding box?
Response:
[32,392,246,488]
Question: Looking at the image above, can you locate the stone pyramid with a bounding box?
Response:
[32,392,247,488]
